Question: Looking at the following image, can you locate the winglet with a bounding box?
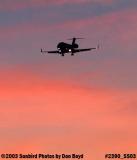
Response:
[97,44,100,50]
[41,48,43,53]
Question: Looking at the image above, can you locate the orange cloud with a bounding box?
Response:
[0,68,137,159]
[0,68,137,126]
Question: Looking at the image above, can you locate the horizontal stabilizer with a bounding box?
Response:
[41,49,59,54]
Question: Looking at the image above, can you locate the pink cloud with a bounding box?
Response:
[0,68,137,159]
[1,7,137,46]
[0,1,137,158]
[52,8,137,51]
[1,73,137,157]
[0,0,114,11]
[0,68,137,127]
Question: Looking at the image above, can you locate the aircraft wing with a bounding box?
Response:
[41,49,59,54]
[74,47,97,53]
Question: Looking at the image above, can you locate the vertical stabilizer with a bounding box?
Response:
[72,38,76,45]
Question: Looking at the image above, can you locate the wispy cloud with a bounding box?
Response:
[0,0,114,11]
[1,7,137,48]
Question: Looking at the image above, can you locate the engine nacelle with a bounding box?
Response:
[73,43,79,48]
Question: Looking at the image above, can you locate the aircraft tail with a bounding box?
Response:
[68,37,84,45]
[72,38,76,45]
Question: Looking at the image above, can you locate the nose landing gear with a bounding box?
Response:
[71,53,74,56]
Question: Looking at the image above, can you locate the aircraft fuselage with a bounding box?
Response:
[57,42,79,54]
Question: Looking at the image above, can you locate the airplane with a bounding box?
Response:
[41,37,99,56]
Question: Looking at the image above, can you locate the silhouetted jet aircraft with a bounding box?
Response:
[41,37,99,56]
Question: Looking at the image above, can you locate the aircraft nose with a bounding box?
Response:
[57,42,63,48]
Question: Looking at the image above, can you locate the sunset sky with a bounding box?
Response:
[0,0,137,159]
